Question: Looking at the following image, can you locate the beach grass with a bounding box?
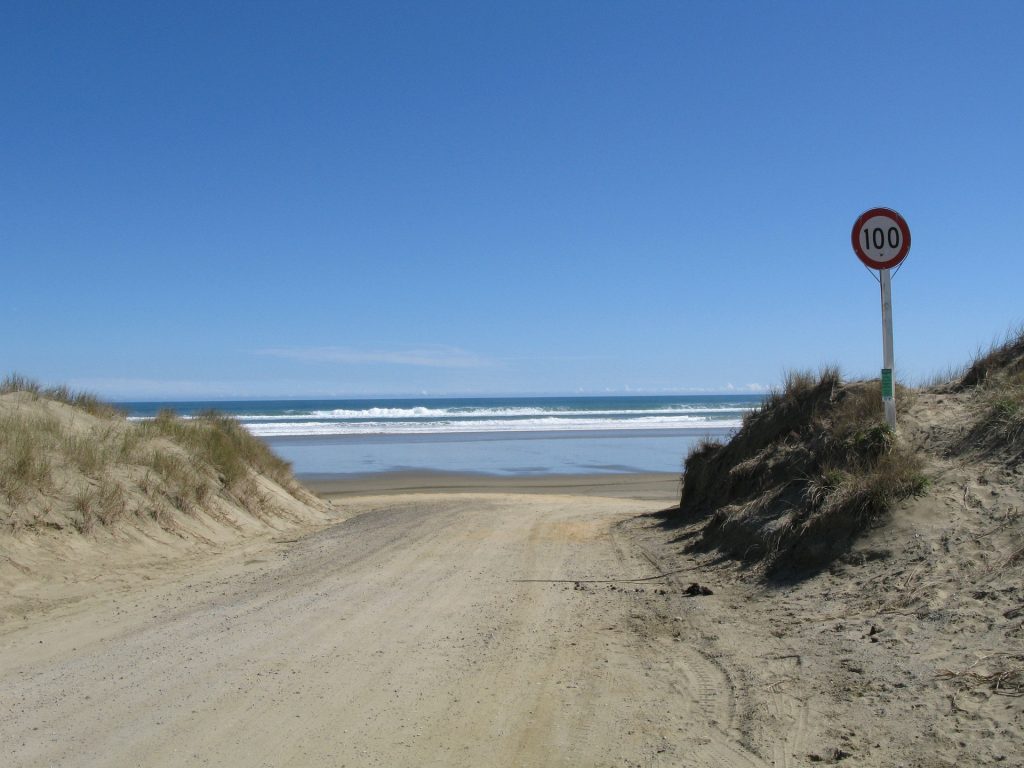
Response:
[0,376,306,534]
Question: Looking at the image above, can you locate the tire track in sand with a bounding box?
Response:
[609,521,774,768]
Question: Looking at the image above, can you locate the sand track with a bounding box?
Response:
[1,492,769,767]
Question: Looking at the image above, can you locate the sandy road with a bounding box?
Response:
[1,493,771,767]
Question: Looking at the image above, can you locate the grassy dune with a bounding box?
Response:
[673,327,1024,577]
[675,368,926,575]
[0,376,323,536]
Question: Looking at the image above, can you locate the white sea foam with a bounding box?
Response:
[229,405,750,422]
[125,398,758,439]
[244,415,745,437]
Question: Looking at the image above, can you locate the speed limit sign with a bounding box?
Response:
[851,207,911,269]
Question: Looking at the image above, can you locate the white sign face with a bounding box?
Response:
[851,207,911,270]
[857,214,905,264]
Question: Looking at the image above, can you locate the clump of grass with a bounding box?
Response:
[96,478,127,526]
[0,411,58,503]
[68,480,128,533]
[71,487,97,533]
[677,368,926,577]
[142,447,209,514]
[0,374,41,396]
[62,432,110,475]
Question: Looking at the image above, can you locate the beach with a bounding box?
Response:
[3,384,1023,767]
[1,472,742,767]
[121,394,755,477]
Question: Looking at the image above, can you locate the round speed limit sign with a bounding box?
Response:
[851,207,911,269]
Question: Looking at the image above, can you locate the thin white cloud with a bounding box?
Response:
[256,345,492,369]
[719,382,771,393]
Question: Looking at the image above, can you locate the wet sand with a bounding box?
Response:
[302,469,681,501]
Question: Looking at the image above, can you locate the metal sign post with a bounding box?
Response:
[879,267,896,428]
[851,207,911,431]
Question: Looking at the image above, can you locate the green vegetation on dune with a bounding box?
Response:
[0,375,313,535]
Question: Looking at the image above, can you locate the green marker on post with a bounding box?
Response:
[880,368,894,400]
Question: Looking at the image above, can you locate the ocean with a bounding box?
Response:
[121,395,762,477]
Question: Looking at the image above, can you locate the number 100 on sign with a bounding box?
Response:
[862,223,900,254]
[851,208,911,270]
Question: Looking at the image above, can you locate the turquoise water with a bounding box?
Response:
[120,395,761,477]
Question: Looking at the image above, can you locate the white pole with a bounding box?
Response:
[880,267,896,430]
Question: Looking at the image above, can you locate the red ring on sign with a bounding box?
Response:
[851,207,911,270]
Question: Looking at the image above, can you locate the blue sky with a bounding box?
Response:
[2,1,1022,399]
